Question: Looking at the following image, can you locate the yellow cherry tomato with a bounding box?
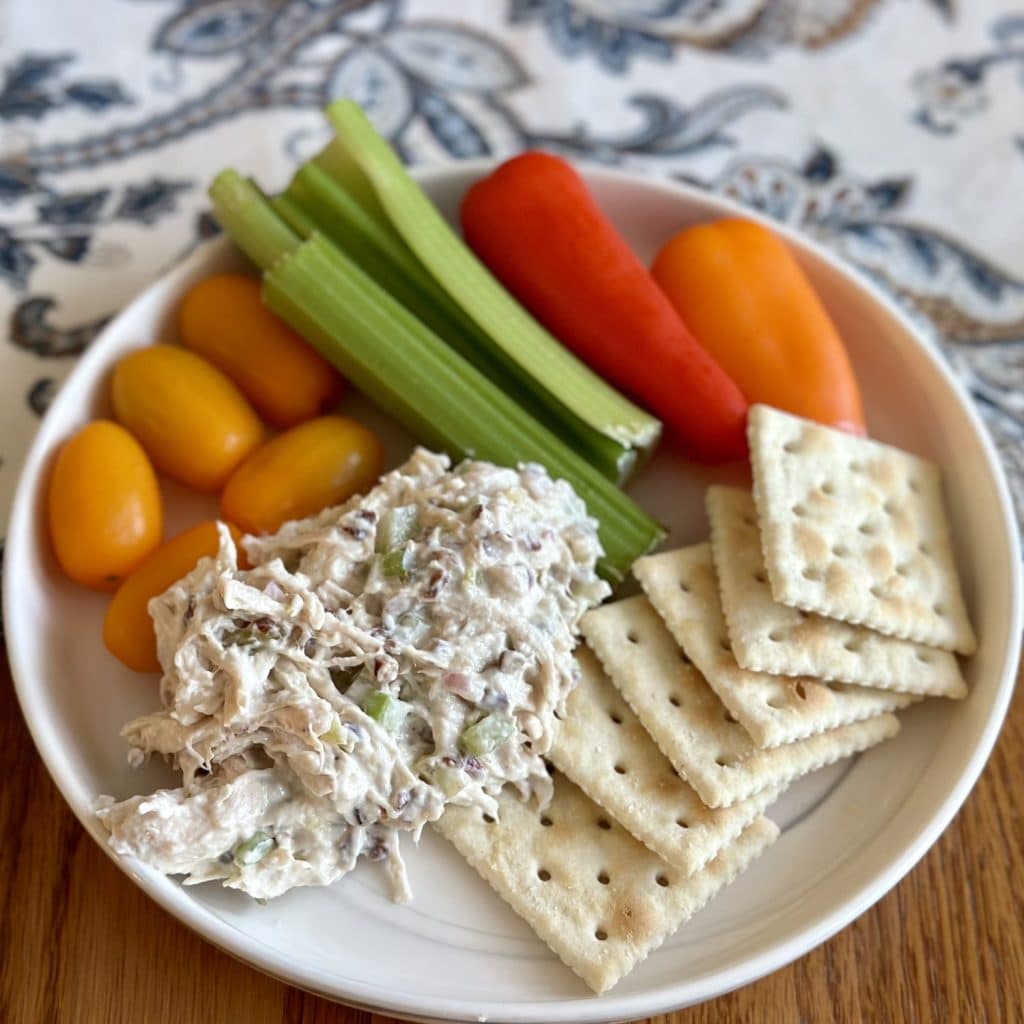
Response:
[47,420,163,590]
[178,273,344,429]
[103,520,245,672]
[221,416,383,535]
[110,345,264,491]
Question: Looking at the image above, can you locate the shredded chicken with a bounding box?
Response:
[97,449,609,901]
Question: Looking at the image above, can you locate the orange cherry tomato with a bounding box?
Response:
[178,273,344,429]
[47,420,163,590]
[103,520,245,672]
[110,345,264,492]
[222,416,383,535]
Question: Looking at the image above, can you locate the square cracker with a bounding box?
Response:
[581,596,901,808]
[634,544,915,748]
[748,404,976,654]
[436,772,779,994]
[550,646,779,874]
[707,486,966,698]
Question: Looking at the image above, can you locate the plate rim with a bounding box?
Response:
[4,160,1021,1023]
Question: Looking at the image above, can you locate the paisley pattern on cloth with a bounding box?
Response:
[1,0,1022,564]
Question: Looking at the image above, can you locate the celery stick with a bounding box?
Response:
[285,164,635,481]
[262,233,664,581]
[209,171,298,267]
[324,101,661,454]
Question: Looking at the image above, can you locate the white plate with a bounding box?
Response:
[5,163,1021,1022]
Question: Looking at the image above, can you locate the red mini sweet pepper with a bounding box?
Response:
[460,152,749,464]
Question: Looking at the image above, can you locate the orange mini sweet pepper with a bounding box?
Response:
[651,218,865,434]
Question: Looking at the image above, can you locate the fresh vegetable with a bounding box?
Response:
[110,345,264,491]
[47,421,163,590]
[362,691,412,731]
[375,506,419,552]
[459,151,750,464]
[255,227,664,582]
[319,102,662,478]
[103,520,245,672]
[178,273,343,428]
[233,831,276,866]
[651,218,866,434]
[221,415,383,535]
[460,714,515,756]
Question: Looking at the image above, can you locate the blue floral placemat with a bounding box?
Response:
[2,0,1022,567]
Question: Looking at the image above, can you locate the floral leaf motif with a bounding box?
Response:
[3,53,72,92]
[0,162,39,201]
[36,189,109,225]
[0,229,36,290]
[0,87,54,120]
[64,80,132,112]
[113,178,192,225]
[155,0,280,57]
[802,147,837,182]
[384,22,528,92]
[40,236,91,263]
[417,91,490,158]
[27,377,58,417]
[9,296,111,357]
[864,178,912,212]
[327,46,413,139]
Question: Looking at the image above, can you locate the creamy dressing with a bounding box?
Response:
[96,449,609,901]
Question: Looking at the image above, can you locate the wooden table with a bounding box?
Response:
[2,652,1020,1024]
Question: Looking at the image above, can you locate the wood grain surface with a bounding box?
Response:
[1,652,1020,1024]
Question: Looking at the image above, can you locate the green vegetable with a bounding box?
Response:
[460,714,516,756]
[322,101,661,475]
[375,505,419,552]
[283,162,635,481]
[233,831,275,866]
[209,171,297,268]
[258,232,664,580]
[362,691,411,731]
[319,715,347,746]
[380,546,410,578]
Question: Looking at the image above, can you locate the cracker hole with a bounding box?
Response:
[754,571,768,585]
[724,710,738,723]
[933,602,946,617]
[597,871,610,885]
[676,817,690,829]
[783,439,801,454]
[909,478,921,494]
[679,650,691,665]
[768,697,784,709]
[843,640,862,654]
[613,763,627,775]
[768,630,784,643]
[916,650,932,664]
[678,580,691,594]
[792,503,808,518]
[482,813,496,824]
[742,515,757,527]
[918,541,932,557]
[540,815,553,827]
[609,710,623,725]
[714,755,734,768]
[858,522,876,536]
[626,631,639,644]
[870,584,885,599]
[802,568,823,582]
[668,694,681,708]
[896,563,911,578]
[794,681,807,701]
[850,460,865,473]
[883,499,898,516]
[537,868,551,882]
[820,481,836,496]
[595,928,608,942]
[832,544,850,558]
[655,873,670,888]
[719,637,732,652]
[597,818,612,831]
